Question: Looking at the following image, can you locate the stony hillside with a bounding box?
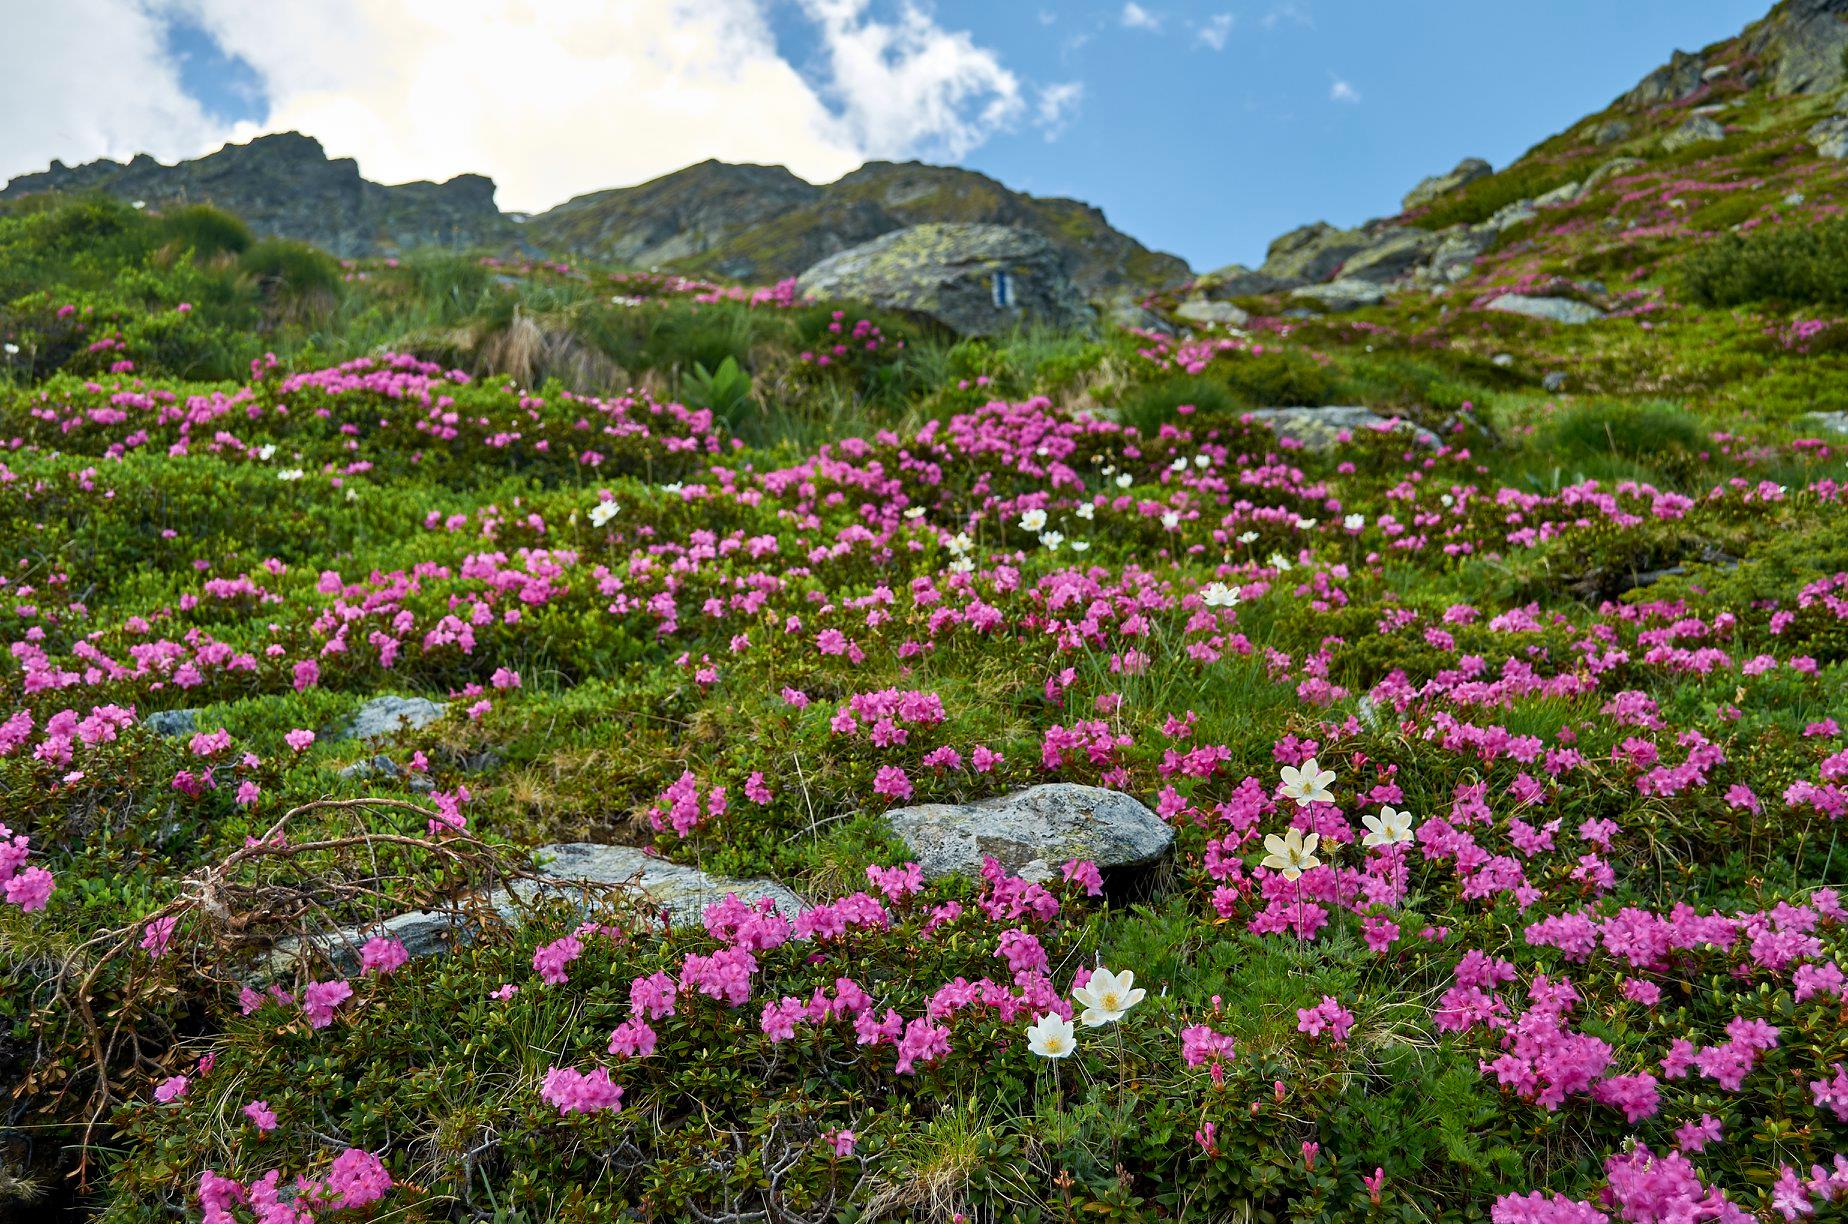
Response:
[0,133,515,259]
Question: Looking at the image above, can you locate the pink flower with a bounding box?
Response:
[540,1065,623,1115]
[243,1099,278,1133]
[359,936,409,976]
[141,915,177,959]
[301,979,353,1029]
[153,1075,188,1103]
[284,728,315,752]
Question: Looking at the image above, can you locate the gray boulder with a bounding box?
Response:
[342,695,447,741]
[1101,287,1175,336]
[1532,180,1583,210]
[1402,158,1492,212]
[143,708,201,737]
[1174,297,1249,327]
[1259,222,1371,284]
[1542,371,1569,393]
[275,843,804,976]
[1486,294,1606,325]
[1580,157,1647,196]
[1588,118,1634,146]
[1199,263,1296,298]
[1340,229,1442,284]
[1422,225,1496,283]
[1805,411,1848,435]
[1742,0,1848,96]
[1810,114,1848,159]
[1242,406,1440,451]
[1662,116,1726,153]
[883,784,1173,883]
[1289,279,1386,311]
[1619,49,1707,107]
[796,223,1092,337]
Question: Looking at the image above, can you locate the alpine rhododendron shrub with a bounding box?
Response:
[7,192,1848,1222]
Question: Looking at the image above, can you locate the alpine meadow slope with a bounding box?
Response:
[4,2,1848,1222]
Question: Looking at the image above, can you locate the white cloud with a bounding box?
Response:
[1196,13,1234,51]
[799,0,1023,161]
[2,0,1044,213]
[1260,2,1313,31]
[1329,77,1361,104]
[1120,3,1162,32]
[1035,82,1084,140]
[0,0,224,180]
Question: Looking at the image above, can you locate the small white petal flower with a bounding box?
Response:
[1170,458,1188,472]
[1194,454,1211,468]
[1259,827,1322,880]
[277,468,305,481]
[1026,1011,1077,1058]
[1362,805,1415,848]
[1344,513,1365,531]
[903,505,926,520]
[947,532,973,555]
[1238,531,1259,544]
[1295,517,1317,530]
[1070,968,1146,1027]
[1161,511,1181,529]
[1201,582,1241,608]
[1075,503,1096,520]
[1115,473,1134,489]
[1040,531,1064,550]
[255,444,277,461]
[1278,757,1336,807]
[589,500,619,528]
[1267,551,1293,571]
[1070,539,1091,551]
[1019,508,1048,532]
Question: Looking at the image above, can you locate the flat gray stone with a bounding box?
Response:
[1662,116,1725,153]
[1486,294,1606,325]
[271,843,804,976]
[1289,278,1386,311]
[143,708,201,737]
[1174,297,1249,326]
[1340,229,1441,284]
[342,695,447,741]
[1810,115,1848,160]
[337,753,433,792]
[1242,406,1440,451]
[1402,157,1492,212]
[883,783,1173,883]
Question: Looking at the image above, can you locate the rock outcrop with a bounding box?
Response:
[1241,406,1440,451]
[0,133,515,259]
[1402,158,1492,211]
[340,695,448,742]
[796,224,1093,336]
[1486,294,1606,325]
[882,783,1174,882]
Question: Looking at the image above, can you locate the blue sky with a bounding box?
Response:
[18,1,1773,272]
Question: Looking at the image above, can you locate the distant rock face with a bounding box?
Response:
[1241,406,1439,451]
[796,223,1092,337]
[1402,158,1492,212]
[1259,222,1370,285]
[1620,49,1709,107]
[0,133,514,258]
[1198,264,1292,300]
[1589,118,1634,146]
[1340,229,1442,284]
[1486,294,1606,325]
[530,158,1190,297]
[1662,116,1727,152]
[1743,0,1848,95]
[883,783,1173,882]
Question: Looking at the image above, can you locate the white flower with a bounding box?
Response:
[1161,511,1181,529]
[277,468,305,482]
[1019,508,1048,533]
[903,506,926,520]
[1040,531,1064,550]
[1440,493,1455,508]
[589,500,619,528]
[1344,513,1365,531]
[2,343,18,356]
[1279,757,1335,807]
[132,200,146,210]
[1075,502,1095,520]
[1194,454,1211,469]
[1294,517,1318,530]
[949,556,975,574]
[1070,967,1146,1027]
[1170,458,1188,472]
[1362,806,1415,848]
[1238,531,1259,544]
[662,481,686,494]
[1070,540,1091,552]
[1115,473,1134,489]
[1267,551,1293,571]
[344,488,359,502]
[255,444,277,461]
[1035,445,1050,457]
[1260,827,1323,880]
[1026,1011,1077,1058]
[946,532,973,555]
[1201,582,1241,608]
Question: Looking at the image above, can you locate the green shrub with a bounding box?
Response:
[159,205,252,257]
[239,238,343,302]
[1679,215,1848,307]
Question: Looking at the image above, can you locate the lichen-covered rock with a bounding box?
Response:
[341,695,448,742]
[1486,294,1606,325]
[275,843,803,976]
[1340,229,1442,284]
[1241,406,1439,451]
[1810,114,1848,159]
[1289,279,1386,312]
[1401,158,1492,212]
[1589,118,1634,146]
[1662,116,1726,152]
[883,784,1174,882]
[1259,222,1371,284]
[143,709,201,737]
[1742,0,1848,96]
[1174,297,1249,327]
[1199,263,1296,298]
[796,223,1092,337]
